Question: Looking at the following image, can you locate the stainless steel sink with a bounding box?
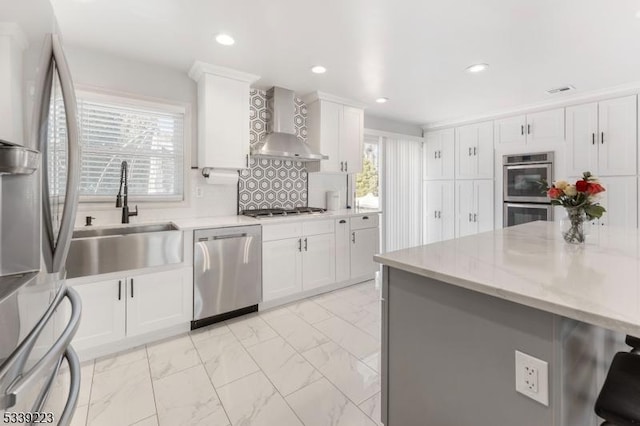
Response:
[66,222,183,279]
[72,223,179,239]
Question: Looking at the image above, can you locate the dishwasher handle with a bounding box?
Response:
[213,233,248,240]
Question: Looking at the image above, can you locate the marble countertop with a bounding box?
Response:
[170,209,381,230]
[374,221,640,336]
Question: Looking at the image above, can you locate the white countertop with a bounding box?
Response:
[170,209,381,230]
[374,221,640,336]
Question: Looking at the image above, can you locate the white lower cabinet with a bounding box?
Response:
[456,180,494,238]
[424,181,455,244]
[335,219,351,282]
[263,238,302,301]
[350,227,379,278]
[302,233,336,290]
[66,266,192,351]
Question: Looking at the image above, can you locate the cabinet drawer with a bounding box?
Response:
[302,219,335,236]
[262,222,303,242]
[350,214,379,230]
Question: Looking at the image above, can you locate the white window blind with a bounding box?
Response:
[49,91,185,202]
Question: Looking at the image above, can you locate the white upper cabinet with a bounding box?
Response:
[424,128,455,180]
[566,96,637,177]
[304,92,365,174]
[495,108,564,145]
[495,115,526,145]
[189,61,260,170]
[455,121,493,180]
[598,96,637,176]
[566,103,598,176]
[595,176,637,228]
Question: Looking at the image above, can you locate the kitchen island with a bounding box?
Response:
[375,221,635,426]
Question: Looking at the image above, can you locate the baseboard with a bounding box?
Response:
[258,274,374,311]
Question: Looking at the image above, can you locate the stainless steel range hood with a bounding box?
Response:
[251,87,327,162]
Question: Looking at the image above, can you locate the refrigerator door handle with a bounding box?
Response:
[3,287,82,411]
[40,34,82,274]
[57,347,81,426]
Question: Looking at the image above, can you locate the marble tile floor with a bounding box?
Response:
[58,280,383,426]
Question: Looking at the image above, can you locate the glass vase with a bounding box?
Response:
[562,207,587,244]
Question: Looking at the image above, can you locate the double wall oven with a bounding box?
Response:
[503,152,554,227]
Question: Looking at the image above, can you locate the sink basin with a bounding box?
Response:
[66,222,183,279]
[72,223,178,239]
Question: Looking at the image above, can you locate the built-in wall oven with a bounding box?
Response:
[503,152,554,227]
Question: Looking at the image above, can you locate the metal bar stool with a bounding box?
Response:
[595,335,640,425]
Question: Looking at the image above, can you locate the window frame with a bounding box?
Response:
[73,86,192,210]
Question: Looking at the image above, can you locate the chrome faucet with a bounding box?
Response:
[115,160,138,223]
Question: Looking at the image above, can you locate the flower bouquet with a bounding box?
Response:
[541,172,606,244]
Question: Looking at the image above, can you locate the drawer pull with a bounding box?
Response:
[362,216,369,220]
[339,220,346,224]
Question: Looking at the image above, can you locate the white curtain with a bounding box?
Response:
[382,136,423,252]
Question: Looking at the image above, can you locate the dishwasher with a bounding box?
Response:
[192,225,262,329]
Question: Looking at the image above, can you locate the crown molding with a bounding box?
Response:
[188,61,260,84]
[302,91,368,109]
[423,81,640,131]
[0,23,28,50]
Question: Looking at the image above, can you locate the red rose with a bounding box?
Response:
[547,187,562,199]
[586,182,605,195]
[575,180,588,192]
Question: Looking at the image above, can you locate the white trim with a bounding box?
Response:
[423,81,640,131]
[188,61,260,84]
[302,91,368,109]
[364,128,424,143]
[0,23,28,50]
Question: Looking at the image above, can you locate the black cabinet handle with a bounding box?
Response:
[345,161,348,172]
[304,238,308,251]
[118,280,122,301]
[352,232,356,243]
[527,124,531,134]
[362,216,369,220]
[340,161,344,172]
[521,125,524,135]
[130,278,134,298]
[298,238,302,252]
[601,132,604,144]
[339,219,346,224]
[592,133,595,145]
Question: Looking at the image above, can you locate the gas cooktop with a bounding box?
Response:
[241,207,326,218]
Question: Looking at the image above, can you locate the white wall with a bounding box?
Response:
[65,46,239,227]
[364,114,423,137]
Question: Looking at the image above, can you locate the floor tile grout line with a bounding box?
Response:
[358,391,383,426]
[143,345,160,425]
[82,360,95,426]
[188,333,234,426]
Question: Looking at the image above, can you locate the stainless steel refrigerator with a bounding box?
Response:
[0,2,82,425]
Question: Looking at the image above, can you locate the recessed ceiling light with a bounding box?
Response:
[311,65,327,74]
[376,97,389,104]
[215,34,235,46]
[466,63,489,73]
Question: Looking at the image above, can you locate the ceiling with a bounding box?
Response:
[49,0,640,126]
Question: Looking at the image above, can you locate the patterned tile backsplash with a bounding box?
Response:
[238,89,308,211]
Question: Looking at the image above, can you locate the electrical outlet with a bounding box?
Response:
[515,350,549,406]
[195,186,204,198]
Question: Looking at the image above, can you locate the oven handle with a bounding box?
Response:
[503,163,552,170]
[3,287,81,411]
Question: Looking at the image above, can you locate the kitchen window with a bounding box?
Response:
[355,136,380,209]
[48,90,186,202]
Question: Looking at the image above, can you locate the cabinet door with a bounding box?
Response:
[424,181,443,244]
[476,121,494,179]
[527,108,565,144]
[342,105,364,174]
[199,73,250,169]
[126,268,192,337]
[456,180,475,237]
[597,177,637,228]
[302,233,336,290]
[495,115,526,145]
[350,228,379,278]
[475,180,495,234]
[263,237,302,301]
[335,219,351,282]
[321,101,343,172]
[598,95,637,176]
[441,181,456,241]
[424,129,454,180]
[68,278,125,350]
[456,125,478,179]
[566,103,598,177]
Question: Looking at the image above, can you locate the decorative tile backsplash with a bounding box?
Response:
[238,89,308,211]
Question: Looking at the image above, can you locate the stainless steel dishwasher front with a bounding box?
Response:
[193,225,262,327]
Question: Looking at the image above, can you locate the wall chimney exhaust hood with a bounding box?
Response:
[251,87,328,162]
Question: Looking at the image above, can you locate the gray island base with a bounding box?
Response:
[376,222,639,426]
